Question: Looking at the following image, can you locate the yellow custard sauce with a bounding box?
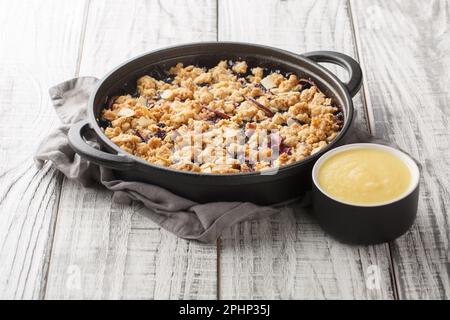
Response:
[317,148,412,205]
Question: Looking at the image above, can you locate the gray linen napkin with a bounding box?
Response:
[34,77,375,243]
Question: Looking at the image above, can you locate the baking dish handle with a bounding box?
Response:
[68,119,135,170]
[302,51,363,97]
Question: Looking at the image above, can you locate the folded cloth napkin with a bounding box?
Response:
[34,77,377,243]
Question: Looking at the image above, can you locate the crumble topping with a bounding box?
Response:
[100,60,342,173]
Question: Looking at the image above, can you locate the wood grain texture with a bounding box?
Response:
[218,0,395,299]
[44,0,218,299]
[350,0,450,299]
[3,0,447,300]
[0,0,87,299]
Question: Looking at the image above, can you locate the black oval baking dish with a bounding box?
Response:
[68,42,363,204]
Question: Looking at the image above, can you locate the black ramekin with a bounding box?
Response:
[312,143,420,245]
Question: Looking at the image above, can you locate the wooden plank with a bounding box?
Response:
[0,0,87,299]
[350,0,450,299]
[218,0,395,299]
[44,0,218,299]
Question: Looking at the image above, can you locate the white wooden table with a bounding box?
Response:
[0,0,449,300]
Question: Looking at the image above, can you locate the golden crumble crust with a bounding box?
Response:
[101,60,342,173]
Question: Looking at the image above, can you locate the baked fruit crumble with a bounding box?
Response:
[100,60,343,174]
